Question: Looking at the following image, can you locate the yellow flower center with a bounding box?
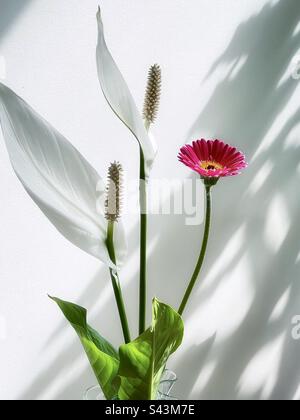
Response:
[200,160,223,171]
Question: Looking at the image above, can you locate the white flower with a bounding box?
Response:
[0,83,126,269]
[96,7,157,177]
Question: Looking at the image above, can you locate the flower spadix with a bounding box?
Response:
[96,7,157,177]
[143,64,162,127]
[0,83,126,269]
[105,162,123,223]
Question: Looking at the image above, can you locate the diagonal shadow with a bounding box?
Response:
[0,0,32,41]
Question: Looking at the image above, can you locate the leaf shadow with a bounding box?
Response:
[0,0,32,42]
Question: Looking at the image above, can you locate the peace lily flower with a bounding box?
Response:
[96,7,157,177]
[0,82,126,270]
[178,139,247,314]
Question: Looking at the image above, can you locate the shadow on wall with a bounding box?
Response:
[0,0,32,41]
[178,0,300,400]
[19,0,300,400]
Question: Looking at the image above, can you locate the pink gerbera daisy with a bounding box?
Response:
[178,139,247,181]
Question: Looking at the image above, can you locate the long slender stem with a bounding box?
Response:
[139,147,147,334]
[107,221,131,344]
[178,185,212,316]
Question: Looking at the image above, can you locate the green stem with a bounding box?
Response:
[178,184,212,316]
[106,221,131,344]
[139,147,147,335]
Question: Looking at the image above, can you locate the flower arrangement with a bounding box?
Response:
[0,7,246,400]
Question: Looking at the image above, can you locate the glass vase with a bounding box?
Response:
[83,369,178,401]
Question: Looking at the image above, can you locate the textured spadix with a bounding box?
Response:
[143,64,162,125]
[96,7,157,177]
[0,83,126,269]
[105,162,123,223]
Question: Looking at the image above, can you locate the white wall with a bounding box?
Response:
[1,0,300,400]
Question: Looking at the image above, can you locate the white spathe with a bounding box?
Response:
[96,7,157,177]
[0,82,126,269]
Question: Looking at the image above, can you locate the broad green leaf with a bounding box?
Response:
[50,296,119,399]
[117,299,184,400]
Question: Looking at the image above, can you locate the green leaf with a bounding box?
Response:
[117,299,184,400]
[50,296,119,399]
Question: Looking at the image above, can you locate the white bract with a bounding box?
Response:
[0,83,126,269]
[96,7,157,177]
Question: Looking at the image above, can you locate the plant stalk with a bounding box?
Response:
[107,221,131,343]
[178,184,212,316]
[139,147,147,334]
